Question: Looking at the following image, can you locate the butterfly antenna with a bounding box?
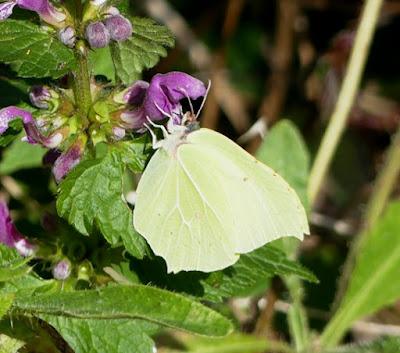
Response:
[196,80,211,119]
[146,116,169,139]
[154,101,174,120]
[144,123,160,149]
[179,88,195,116]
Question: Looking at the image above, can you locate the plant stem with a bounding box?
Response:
[307,0,384,207]
[332,122,400,316]
[71,0,92,120]
[286,277,310,353]
[363,128,400,230]
[72,46,92,119]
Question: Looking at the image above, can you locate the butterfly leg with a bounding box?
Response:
[146,116,169,139]
[144,123,163,150]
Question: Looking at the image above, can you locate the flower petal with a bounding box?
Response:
[124,80,149,105]
[0,201,35,256]
[17,0,65,25]
[144,72,206,120]
[0,1,17,20]
[52,141,83,183]
[0,106,33,134]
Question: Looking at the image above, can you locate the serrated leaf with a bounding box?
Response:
[116,136,151,173]
[0,245,30,282]
[321,201,400,347]
[0,20,76,78]
[41,316,158,353]
[0,135,46,174]
[56,152,148,258]
[327,337,400,353]
[202,244,318,300]
[14,284,233,337]
[0,293,14,320]
[0,119,23,148]
[111,17,175,84]
[129,244,317,302]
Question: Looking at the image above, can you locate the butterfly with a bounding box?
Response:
[133,93,309,274]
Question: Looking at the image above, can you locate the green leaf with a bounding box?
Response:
[0,20,76,78]
[201,244,318,300]
[0,136,46,174]
[0,245,30,282]
[0,293,14,320]
[116,136,151,173]
[14,284,233,337]
[256,119,310,209]
[111,17,175,84]
[56,152,148,258]
[41,316,158,353]
[164,333,269,353]
[0,334,25,353]
[327,337,400,353]
[129,244,317,302]
[89,47,116,83]
[0,120,23,148]
[321,201,400,347]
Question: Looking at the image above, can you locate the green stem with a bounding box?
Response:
[307,0,384,207]
[319,306,351,349]
[286,276,310,353]
[72,45,92,119]
[363,128,400,230]
[71,0,92,121]
[331,120,400,317]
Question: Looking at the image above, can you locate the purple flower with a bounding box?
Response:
[0,106,33,134]
[52,138,85,183]
[121,72,206,131]
[58,26,76,48]
[0,0,66,26]
[104,15,132,42]
[0,201,35,256]
[112,126,125,140]
[85,21,110,48]
[29,86,51,109]
[52,259,71,280]
[0,106,64,148]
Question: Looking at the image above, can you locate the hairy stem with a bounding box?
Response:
[307,0,384,207]
[71,0,92,120]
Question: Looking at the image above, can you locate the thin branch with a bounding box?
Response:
[307,0,384,207]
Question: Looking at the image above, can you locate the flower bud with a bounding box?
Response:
[59,26,76,48]
[29,86,52,109]
[112,126,125,140]
[53,259,71,280]
[104,15,132,42]
[85,21,110,48]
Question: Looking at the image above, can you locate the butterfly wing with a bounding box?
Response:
[133,148,238,273]
[134,128,309,273]
[182,128,309,255]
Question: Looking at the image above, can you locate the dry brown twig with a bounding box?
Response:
[247,0,298,153]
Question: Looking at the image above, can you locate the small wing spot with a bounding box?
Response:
[243,177,248,182]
